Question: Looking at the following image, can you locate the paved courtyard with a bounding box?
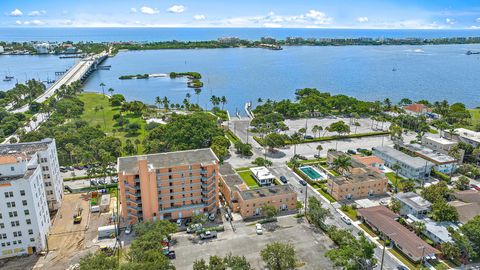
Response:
[172,216,334,269]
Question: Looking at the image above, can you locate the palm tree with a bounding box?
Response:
[155,96,162,109]
[316,145,323,159]
[290,132,302,156]
[108,88,114,95]
[312,125,322,138]
[162,96,170,111]
[412,221,426,236]
[220,96,227,110]
[332,155,352,176]
[186,93,191,102]
[257,98,263,104]
[194,88,202,106]
[392,163,401,192]
[99,82,106,95]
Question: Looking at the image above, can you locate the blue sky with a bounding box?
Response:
[2,0,480,29]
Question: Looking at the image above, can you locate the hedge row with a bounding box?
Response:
[254,131,389,147]
[195,225,225,235]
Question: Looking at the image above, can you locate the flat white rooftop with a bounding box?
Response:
[455,128,480,143]
[250,166,275,181]
[424,136,457,146]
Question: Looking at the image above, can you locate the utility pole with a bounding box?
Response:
[304,184,308,219]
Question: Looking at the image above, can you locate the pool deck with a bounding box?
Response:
[299,165,327,181]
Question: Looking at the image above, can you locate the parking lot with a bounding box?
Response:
[172,216,333,269]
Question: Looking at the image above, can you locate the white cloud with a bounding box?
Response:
[17,19,45,26]
[476,18,480,23]
[263,23,282,28]
[193,14,206,21]
[167,5,186,13]
[28,10,46,17]
[140,6,159,15]
[357,17,369,23]
[446,18,455,25]
[130,8,137,13]
[9,9,23,17]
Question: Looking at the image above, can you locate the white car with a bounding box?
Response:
[125,226,132,235]
[341,216,352,225]
[256,223,263,235]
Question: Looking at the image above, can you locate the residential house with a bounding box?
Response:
[452,128,480,148]
[407,215,456,244]
[358,206,440,262]
[326,151,388,201]
[401,143,458,174]
[394,192,432,218]
[373,146,434,180]
[219,163,297,219]
[118,149,220,224]
[422,136,464,162]
[403,103,432,117]
[250,167,275,186]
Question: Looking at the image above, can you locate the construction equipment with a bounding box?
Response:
[73,207,83,224]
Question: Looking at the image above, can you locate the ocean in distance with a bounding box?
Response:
[2,27,480,42]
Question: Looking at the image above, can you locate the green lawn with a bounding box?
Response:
[385,172,407,191]
[238,171,259,188]
[79,92,147,154]
[341,207,358,221]
[469,108,480,128]
[358,223,377,238]
[316,187,337,203]
[388,248,426,270]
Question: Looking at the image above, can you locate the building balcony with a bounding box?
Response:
[159,203,205,214]
[201,181,215,190]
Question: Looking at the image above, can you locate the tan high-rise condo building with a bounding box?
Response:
[118,149,219,224]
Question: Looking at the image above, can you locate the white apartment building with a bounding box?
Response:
[0,153,51,259]
[452,128,480,148]
[0,138,63,211]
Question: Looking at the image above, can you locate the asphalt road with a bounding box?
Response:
[268,164,403,270]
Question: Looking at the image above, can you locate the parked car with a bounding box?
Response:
[73,165,84,170]
[299,180,307,186]
[471,184,480,191]
[167,250,176,260]
[341,216,352,225]
[224,213,231,221]
[67,166,75,171]
[208,213,216,221]
[111,177,119,183]
[98,179,106,185]
[347,149,357,155]
[297,155,308,160]
[304,135,314,140]
[200,231,217,240]
[60,167,68,173]
[176,219,183,227]
[125,225,132,235]
[397,266,409,270]
[280,176,288,184]
[90,180,97,186]
[314,154,321,159]
[187,223,203,234]
[256,223,263,235]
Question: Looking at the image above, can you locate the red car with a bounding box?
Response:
[471,184,480,191]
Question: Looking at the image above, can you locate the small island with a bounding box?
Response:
[118,74,149,80]
[169,72,204,88]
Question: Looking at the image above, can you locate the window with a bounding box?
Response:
[26,219,31,225]
[20,190,25,196]
[24,210,29,215]
[30,238,35,242]
[4,191,13,198]
[28,229,33,235]
[22,200,27,206]
[1,243,4,247]
[0,223,3,229]
[0,233,6,239]
[45,182,52,186]
[10,166,14,171]
[18,240,22,244]
[9,212,17,218]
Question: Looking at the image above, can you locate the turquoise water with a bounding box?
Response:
[300,166,323,180]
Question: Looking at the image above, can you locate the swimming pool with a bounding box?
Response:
[299,166,325,181]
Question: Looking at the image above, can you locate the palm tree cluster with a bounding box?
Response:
[332,155,352,176]
[3,79,46,108]
[210,95,227,109]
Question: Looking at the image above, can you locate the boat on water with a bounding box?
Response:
[466,50,480,55]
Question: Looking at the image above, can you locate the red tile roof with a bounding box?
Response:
[404,103,432,114]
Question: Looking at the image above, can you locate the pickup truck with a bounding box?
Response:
[200,231,217,240]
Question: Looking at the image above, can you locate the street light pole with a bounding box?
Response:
[380,232,396,270]
[304,184,308,219]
